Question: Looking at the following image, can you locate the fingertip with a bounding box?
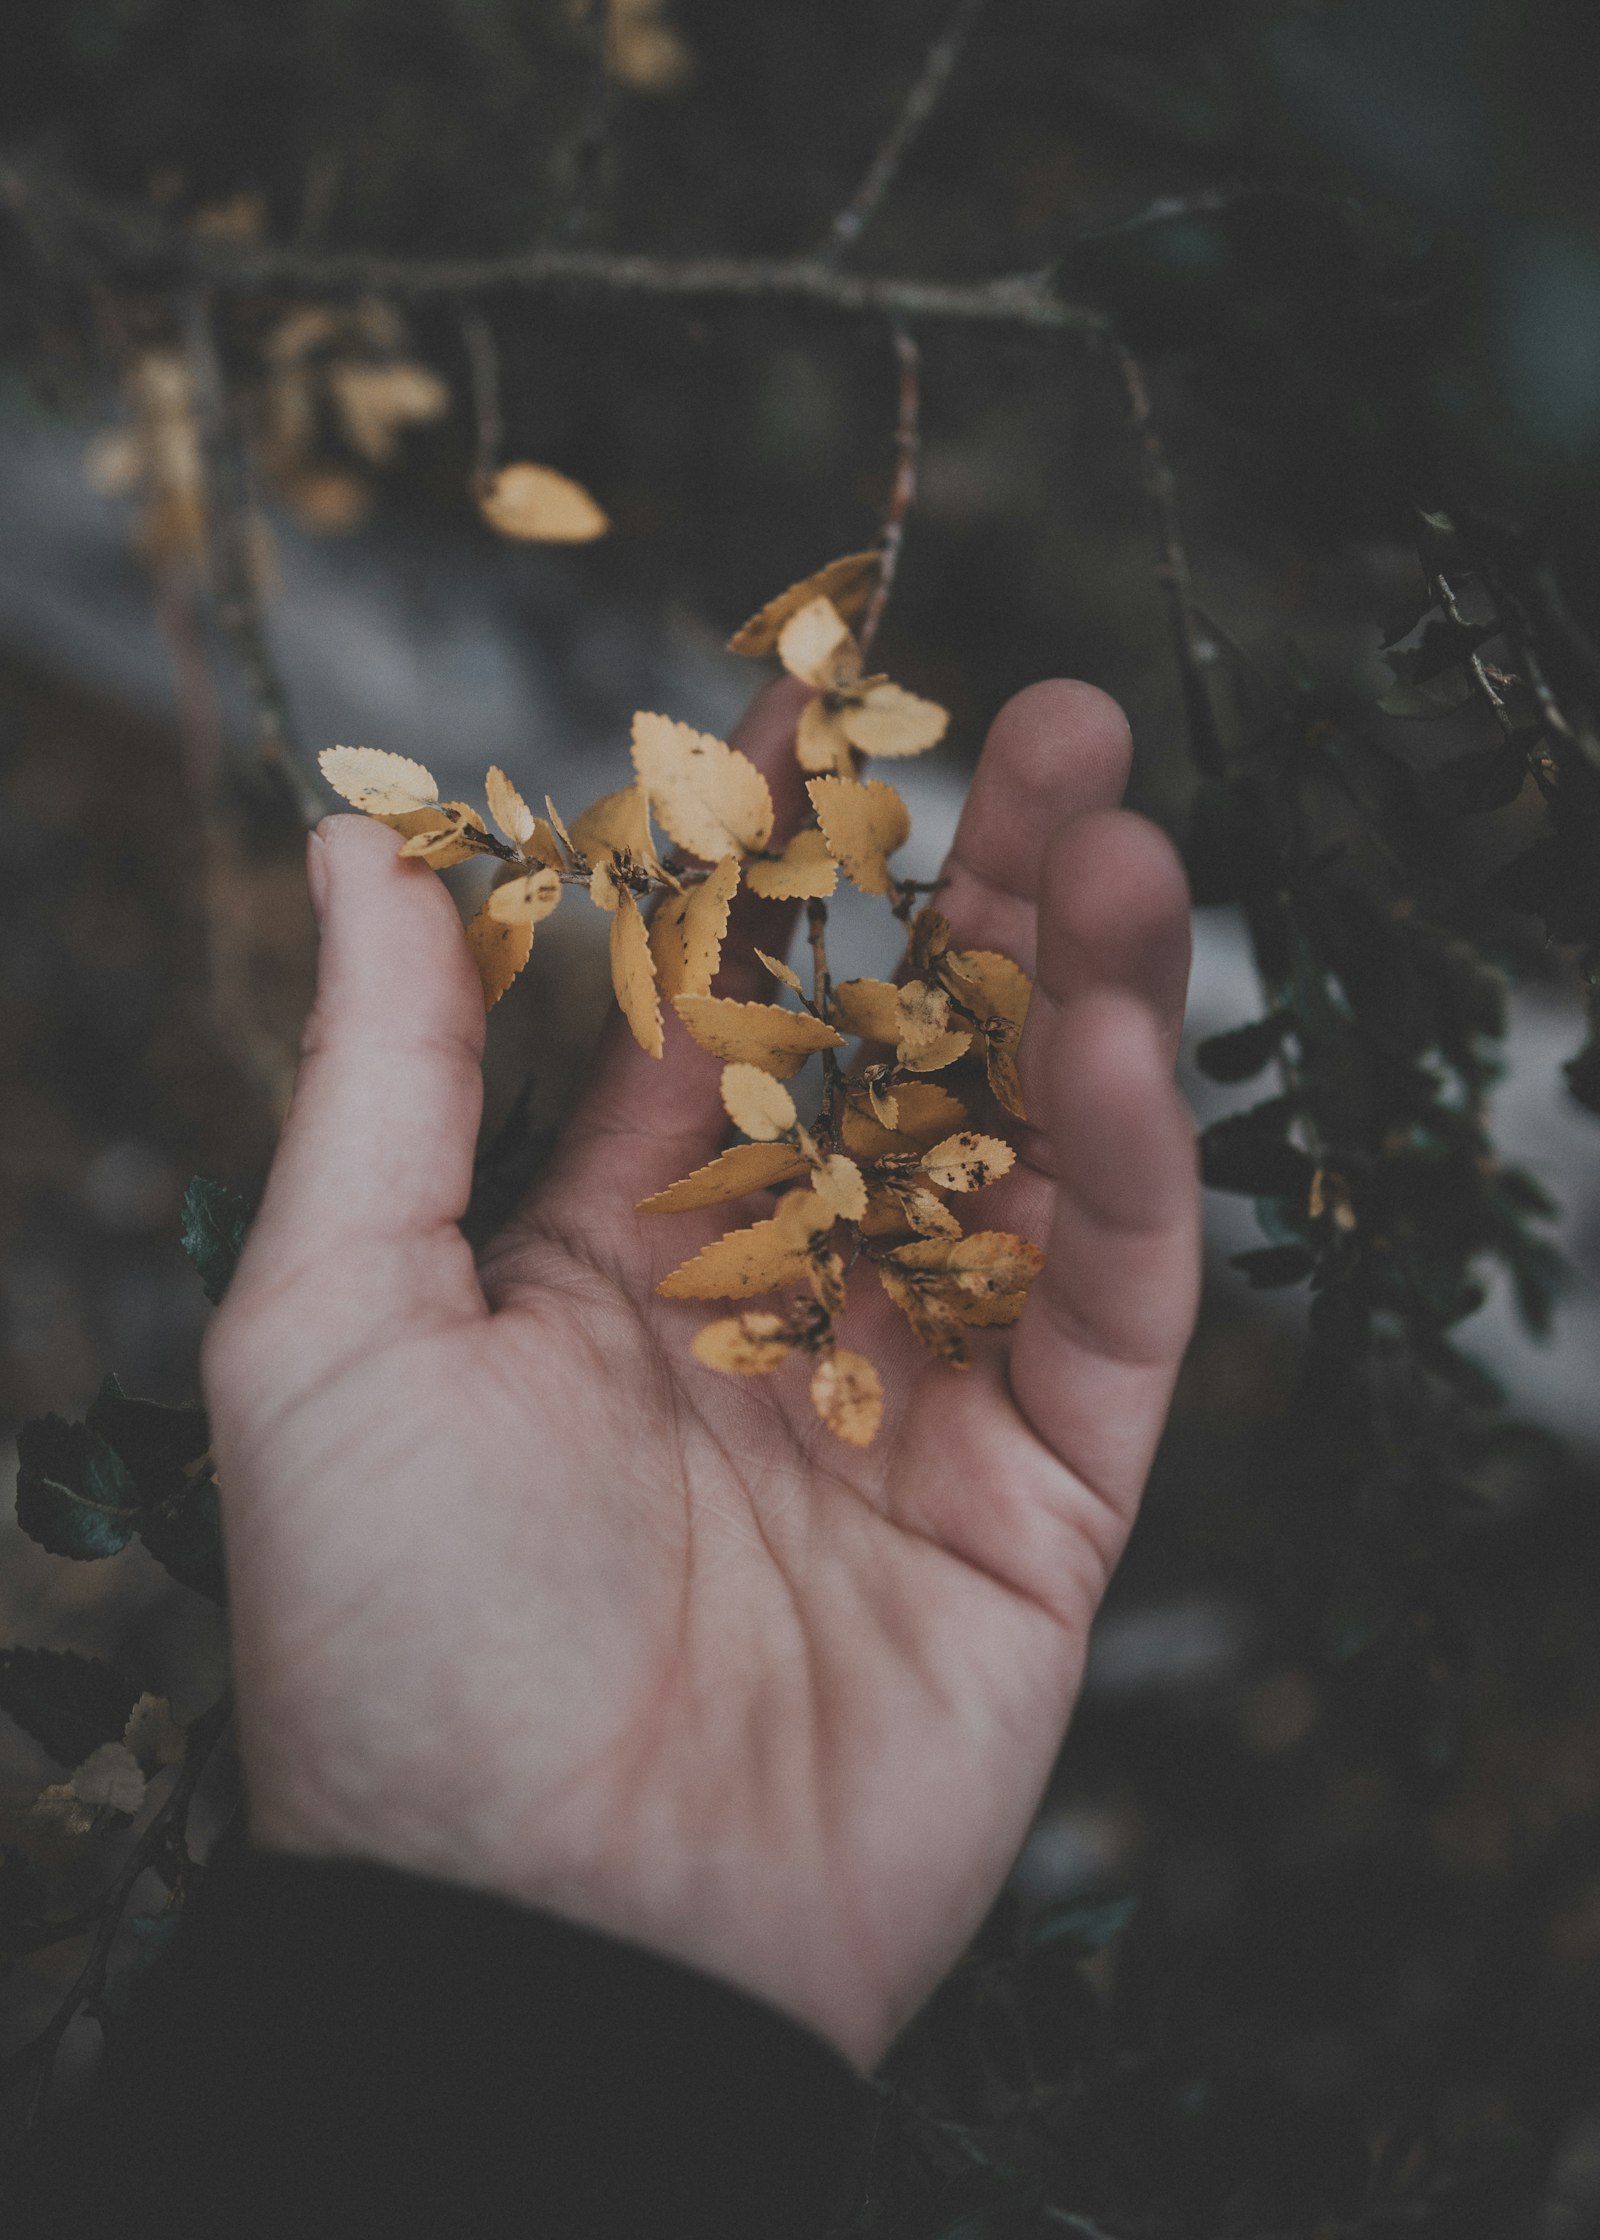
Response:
[984,680,1133,803]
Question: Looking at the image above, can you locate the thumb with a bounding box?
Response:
[226,814,488,1333]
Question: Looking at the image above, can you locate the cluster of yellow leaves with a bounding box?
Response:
[318,551,1040,1442]
[1,1694,186,1870]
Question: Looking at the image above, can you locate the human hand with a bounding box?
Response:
[201,676,1199,2070]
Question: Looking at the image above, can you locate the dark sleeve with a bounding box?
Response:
[9,1845,876,2240]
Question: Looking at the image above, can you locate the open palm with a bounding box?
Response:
[203,676,1198,2068]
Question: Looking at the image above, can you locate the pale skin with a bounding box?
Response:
[202,675,1199,2072]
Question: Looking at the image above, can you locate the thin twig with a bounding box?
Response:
[459,305,503,487]
[181,291,323,824]
[555,0,615,246]
[1111,337,1226,778]
[807,900,843,1123]
[6,1695,231,2135]
[856,323,922,661]
[0,158,1107,337]
[819,0,987,266]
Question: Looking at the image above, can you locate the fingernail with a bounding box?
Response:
[306,824,331,924]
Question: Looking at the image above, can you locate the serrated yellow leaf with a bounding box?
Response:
[795,696,856,775]
[755,948,806,996]
[486,868,562,926]
[650,856,740,1001]
[839,679,948,759]
[868,1076,900,1130]
[319,744,439,816]
[589,859,623,912]
[920,1132,1016,1192]
[397,802,491,867]
[807,774,910,896]
[876,1263,970,1366]
[545,796,577,856]
[478,461,609,542]
[673,994,844,1077]
[485,765,537,850]
[891,1231,1044,1321]
[810,1349,883,1447]
[632,712,774,860]
[943,948,1032,1029]
[776,596,859,691]
[636,1139,808,1214]
[840,1081,969,1160]
[745,829,838,899]
[810,1153,867,1222]
[692,1311,796,1375]
[727,550,881,655]
[466,900,534,1009]
[569,782,658,875]
[657,1190,831,1301]
[721,1063,797,1141]
[611,886,663,1057]
[832,978,901,1043]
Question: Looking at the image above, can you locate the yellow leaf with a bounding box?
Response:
[658,1190,831,1301]
[891,1231,1044,1321]
[610,887,663,1057]
[545,796,577,857]
[589,859,623,913]
[894,982,971,1073]
[795,696,856,775]
[745,829,838,900]
[776,596,859,692]
[727,550,881,656]
[868,1076,900,1130]
[943,947,1032,1030]
[70,1741,147,1816]
[330,360,450,464]
[921,1132,1017,1192]
[807,774,910,896]
[832,978,901,1043]
[808,1244,849,1317]
[721,1062,797,1141]
[606,0,694,92]
[123,1694,185,1773]
[632,712,774,860]
[754,948,806,997]
[397,802,492,868]
[810,1153,867,1222]
[636,1139,807,1214]
[810,1349,884,1447]
[984,1030,1027,1120]
[486,868,563,926]
[839,679,948,759]
[485,765,537,850]
[650,857,740,1001]
[673,994,844,1078]
[876,1263,970,1366]
[840,1081,969,1160]
[478,461,609,543]
[466,901,534,1009]
[319,744,438,816]
[569,783,659,874]
[692,1311,796,1375]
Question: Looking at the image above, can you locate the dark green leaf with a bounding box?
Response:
[180,1175,254,1305]
[1382,613,1497,687]
[1200,1100,1315,1198]
[1195,1014,1289,1084]
[1230,1244,1314,1289]
[137,1478,226,1604]
[1377,668,1475,719]
[14,1415,139,1559]
[1029,1893,1140,1956]
[0,1648,141,1765]
[87,1378,210,1508]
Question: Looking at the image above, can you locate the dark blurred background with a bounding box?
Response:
[5,2,1600,2232]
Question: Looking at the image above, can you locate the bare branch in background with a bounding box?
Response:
[856,324,922,661]
[819,0,987,266]
[459,304,504,488]
[1111,337,1227,779]
[0,158,1107,338]
[181,292,322,825]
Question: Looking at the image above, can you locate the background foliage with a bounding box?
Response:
[4,1,1600,2231]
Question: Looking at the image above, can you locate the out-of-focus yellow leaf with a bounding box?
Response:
[319,745,438,816]
[330,361,450,465]
[921,1132,1016,1192]
[692,1311,796,1375]
[839,680,948,759]
[570,783,658,874]
[658,1189,831,1300]
[651,857,740,1001]
[486,868,563,926]
[123,1694,186,1773]
[807,775,910,896]
[810,1153,867,1222]
[606,0,694,92]
[636,1139,807,1214]
[727,550,880,656]
[745,830,838,899]
[877,1262,971,1365]
[810,1349,883,1446]
[611,886,663,1057]
[485,765,538,851]
[795,697,856,775]
[466,901,534,1010]
[722,1063,797,1141]
[673,994,844,1077]
[632,713,774,860]
[776,596,859,692]
[840,1081,968,1160]
[478,461,609,542]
